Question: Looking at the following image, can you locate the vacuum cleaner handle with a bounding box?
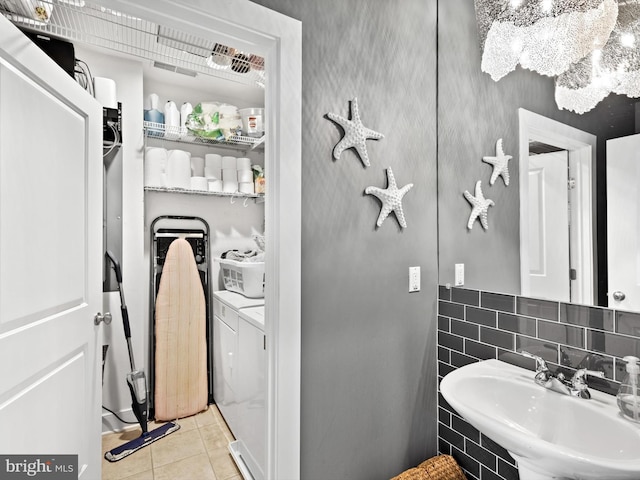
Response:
[105,250,123,283]
[120,306,132,340]
[105,251,132,340]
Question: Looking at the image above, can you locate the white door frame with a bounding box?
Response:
[93,1,302,478]
[519,108,596,305]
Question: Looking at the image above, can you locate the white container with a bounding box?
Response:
[236,157,251,170]
[239,108,264,138]
[219,104,242,133]
[217,258,265,298]
[164,100,180,137]
[93,77,117,108]
[180,102,193,138]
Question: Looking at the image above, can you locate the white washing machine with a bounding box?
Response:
[212,290,266,479]
[230,305,266,480]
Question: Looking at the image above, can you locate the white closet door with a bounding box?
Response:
[0,17,102,478]
[527,151,571,302]
[607,134,640,310]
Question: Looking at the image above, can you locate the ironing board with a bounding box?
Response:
[154,238,208,420]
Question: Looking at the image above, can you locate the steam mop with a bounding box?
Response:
[104,251,180,462]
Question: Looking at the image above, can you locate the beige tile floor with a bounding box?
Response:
[102,405,242,480]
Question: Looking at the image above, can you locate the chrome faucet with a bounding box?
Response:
[521,351,605,399]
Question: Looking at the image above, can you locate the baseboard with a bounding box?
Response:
[101,407,139,434]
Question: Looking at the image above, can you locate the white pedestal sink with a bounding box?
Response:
[440,359,640,480]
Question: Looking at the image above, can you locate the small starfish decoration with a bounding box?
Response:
[482,138,512,186]
[327,97,384,167]
[365,167,413,228]
[464,180,495,230]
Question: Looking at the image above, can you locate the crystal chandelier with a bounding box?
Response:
[556,1,640,113]
[474,0,639,113]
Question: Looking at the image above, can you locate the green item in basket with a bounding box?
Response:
[186,102,224,140]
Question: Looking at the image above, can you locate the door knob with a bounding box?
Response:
[613,291,626,302]
[94,312,113,325]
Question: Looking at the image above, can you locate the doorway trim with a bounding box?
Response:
[518,108,596,305]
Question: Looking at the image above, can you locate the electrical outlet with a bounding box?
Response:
[455,263,464,286]
[409,266,420,292]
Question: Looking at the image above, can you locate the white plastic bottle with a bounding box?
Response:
[143,93,164,137]
[617,356,640,422]
[180,102,193,138]
[164,100,180,137]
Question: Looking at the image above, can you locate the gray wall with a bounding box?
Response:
[438,0,637,300]
[251,0,439,478]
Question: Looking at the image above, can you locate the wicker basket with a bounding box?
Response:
[391,455,467,480]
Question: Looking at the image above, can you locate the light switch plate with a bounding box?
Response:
[455,263,464,286]
[409,266,420,292]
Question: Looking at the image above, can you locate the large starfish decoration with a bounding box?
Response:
[482,138,512,186]
[464,180,495,230]
[327,97,384,168]
[365,167,413,228]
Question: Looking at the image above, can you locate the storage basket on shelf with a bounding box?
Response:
[216,257,265,298]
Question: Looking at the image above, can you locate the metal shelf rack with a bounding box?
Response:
[1,0,266,88]
[143,122,265,152]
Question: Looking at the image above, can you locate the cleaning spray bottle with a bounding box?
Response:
[143,93,164,137]
[617,356,640,422]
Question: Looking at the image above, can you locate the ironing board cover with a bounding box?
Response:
[154,238,207,420]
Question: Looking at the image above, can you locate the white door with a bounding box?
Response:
[528,151,571,302]
[0,17,103,478]
[607,134,640,310]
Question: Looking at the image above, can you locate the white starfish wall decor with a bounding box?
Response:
[482,138,512,186]
[365,167,413,228]
[327,97,384,168]
[464,180,495,230]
